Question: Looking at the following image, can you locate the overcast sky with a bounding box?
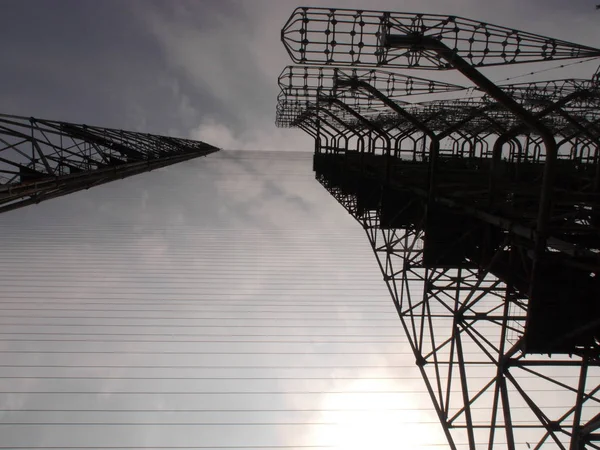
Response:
[2,1,600,449]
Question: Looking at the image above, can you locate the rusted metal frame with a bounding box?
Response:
[310,74,596,450]
[0,151,196,201]
[0,150,215,214]
[314,107,367,154]
[0,119,104,175]
[4,121,62,169]
[0,136,30,169]
[0,123,33,142]
[319,95,392,157]
[29,128,53,175]
[518,366,600,406]
[98,127,157,160]
[445,285,459,426]
[383,121,420,159]
[581,412,600,438]
[460,273,507,315]
[384,36,558,268]
[36,118,165,167]
[569,356,589,450]
[336,78,440,194]
[486,279,517,450]
[553,107,600,200]
[324,115,370,155]
[51,121,148,163]
[308,118,343,153]
[546,317,600,353]
[333,87,480,382]
[297,121,323,153]
[419,268,455,417]
[504,370,570,449]
[298,113,341,153]
[421,285,506,437]
[391,131,425,161]
[447,376,498,425]
[32,119,80,167]
[453,322,477,450]
[420,327,455,362]
[496,370,517,450]
[377,231,407,304]
[489,90,592,243]
[398,248,428,343]
[459,317,504,361]
[41,137,110,171]
[58,129,113,166]
[297,122,318,139]
[330,124,356,154]
[0,152,34,172]
[383,169,599,263]
[361,226,460,450]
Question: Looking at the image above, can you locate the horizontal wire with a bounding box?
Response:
[0,375,592,381]
[0,364,423,369]
[0,405,575,412]
[0,447,499,450]
[0,315,400,321]
[0,332,406,337]
[0,300,394,305]
[0,386,576,394]
[0,447,507,450]
[0,446,461,449]
[0,421,446,426]
[0,391,437,395]
[0,289,385,293]
[0,323,406,328]
[0,422,554,427]
[0,300,396,305]
[0,339,408,343]
[0,350,414,355]
[0,323,502,330]
[0,308,394,313]
[0,447,338,450]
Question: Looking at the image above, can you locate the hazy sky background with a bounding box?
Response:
[1,1,600,449]
[0,151,451,449]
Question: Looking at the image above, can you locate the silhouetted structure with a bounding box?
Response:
[278,7,600,450]
[0,114,218,213]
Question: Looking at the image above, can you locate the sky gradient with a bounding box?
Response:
[2,1,600,448]
[0,151,450,449]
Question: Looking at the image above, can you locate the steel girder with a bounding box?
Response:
[281,8,600,68]
[317,167,600,449]
[0,114,219,213]
[277,7,600,450]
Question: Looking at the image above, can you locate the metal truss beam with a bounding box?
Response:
[278,8,600,449]
[315,160,600,450]
[281,8,600,68]
[0,114,219,213]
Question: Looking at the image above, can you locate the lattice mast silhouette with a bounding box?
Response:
[277,7,600,450]
[0,114,218,213]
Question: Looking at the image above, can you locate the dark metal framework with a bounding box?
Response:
[277,7,600,450]
[0,114,219,213]
[281,8,600,68]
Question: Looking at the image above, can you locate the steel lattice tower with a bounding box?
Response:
[277,7,600,450]
[0,114,219,213]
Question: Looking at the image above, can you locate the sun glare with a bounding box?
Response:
[307,376,446,450]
